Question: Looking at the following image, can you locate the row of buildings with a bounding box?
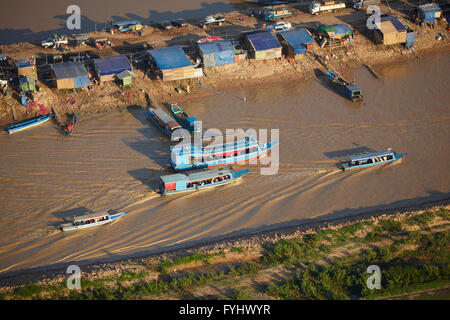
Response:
[15,15,417,91]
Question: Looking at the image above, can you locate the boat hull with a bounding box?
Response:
[6,114,55,134]
[341,153,407,171]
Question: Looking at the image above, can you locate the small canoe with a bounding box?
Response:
[170,103,201,133]
[157,167,250,195]
[339,149,408,171]
[325,70,363,102]
[60,211,128,231]
[5,113,55,134]
[64,113,79,136]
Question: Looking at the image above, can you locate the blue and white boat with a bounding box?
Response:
[157,167,250,195]
[325,70,363,102]
[168,135,277,171]
[170,103,201,134]
[339,149,408,171]
[146,106,183,140]
[5,113,55,134]
[60,211,128,231]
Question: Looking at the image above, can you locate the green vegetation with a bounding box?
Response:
[2,207,448,300]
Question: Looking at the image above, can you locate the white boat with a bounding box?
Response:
[60,211,128,231]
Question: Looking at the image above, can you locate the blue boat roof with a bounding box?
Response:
[198,40,234,54]
[114,20,142,26]
[186,116,198,124]
[246,31,281,51]
[418,3,441,13]
[94,55,132,76]
[161,168,234,184]
[51,62,89,79]
[279,28,313,55]
[349,150,394,162]
[147,46,193,70]
[16,59,32,68]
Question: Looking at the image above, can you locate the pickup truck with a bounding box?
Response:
[308,0,346,15]
[198,15,226,28]
[352,0,381,10]
[41,35,68,48]
[263,8,293,21]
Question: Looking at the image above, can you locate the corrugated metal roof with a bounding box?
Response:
[51,62,89,79]
[147,46,193,70]
[349,150,394,162]
[94,55,132,76]
[246,31,281,51]
[279,28,313,55]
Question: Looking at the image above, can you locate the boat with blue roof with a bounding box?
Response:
[325,70,363,102]
[157,167,250,195]
[339,149,408,171]
[60,211,128,231]
[168,134,277,171]
[170,103,201,134]
[5,113,55,134]
[147,105,183,141]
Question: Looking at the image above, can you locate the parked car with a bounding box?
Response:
[266,21,292,33]
[198,15,226,28]
[158,21,174,30]
[172,18,189,27]
[41,34,68,48]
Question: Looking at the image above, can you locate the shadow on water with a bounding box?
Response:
[128,168,162,192]
[2,191,448,287]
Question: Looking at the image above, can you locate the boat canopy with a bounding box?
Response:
[186,116,198,125]
[153,108,178,125]
[349,150,394,162]
[161,168,233,184]
[73,212,108,222]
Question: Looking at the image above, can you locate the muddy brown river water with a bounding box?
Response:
[0,52,449,274]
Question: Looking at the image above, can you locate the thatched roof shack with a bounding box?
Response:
[277,28,314,59]
[146,46,203,81]
[372,16,407,45]
[244,31,282,60]
[94,55,132,83]
[51,62,90,89]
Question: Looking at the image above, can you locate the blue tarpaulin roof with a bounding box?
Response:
[279,28,313,55]
[198,40,235,67]
[94,55,132,76]
[331,24,354,36]
[147,46,193,70]
[16,59,32,68]
[114,20,141,27]
[246,31,281,51]
[380,16,406,32]
[51,62,90,88]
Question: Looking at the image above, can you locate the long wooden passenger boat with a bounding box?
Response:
[157,167,250,195]
[339,149,408,171]
[5,113,55,134]
[325,70,363,102]
[64,113,79,136]
[146,106,183,140]
[170,103,201,134]
[168,135,277,171]
[60,211,128,231]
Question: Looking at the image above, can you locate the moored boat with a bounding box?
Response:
[146,106,183,140]
[64,113,79,136]
[325,70,363,102]
[5,113,55,134]
[339,149,408,171]
[170,103,201,134]
[168,135,277,171]
[60,211,128,231]
[157,167,250,195]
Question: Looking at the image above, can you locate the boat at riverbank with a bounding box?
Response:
[64,113,79,136]
[146,106,183,140]
[60,211,128,231]
[170,103,201,134]
[5,113,55,134]
[168,135,277,171]
[157,167,249,195]
[339,149,408,171]
[325,70,363,102]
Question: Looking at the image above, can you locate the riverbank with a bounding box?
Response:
[0,200,448,299]
[0,3,449,127]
